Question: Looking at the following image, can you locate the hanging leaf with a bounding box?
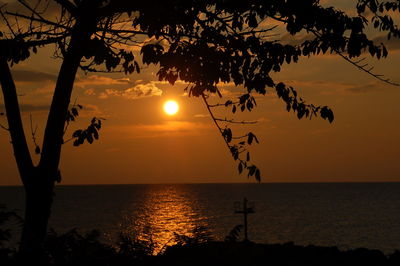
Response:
[238,162,243,174]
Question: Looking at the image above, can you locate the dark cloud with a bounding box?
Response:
[0,103,49,112]
[373,35,400,51]
[345,82,380,94]
[281,32,314,46]
[12,70,56,82]
[0,103,99,113]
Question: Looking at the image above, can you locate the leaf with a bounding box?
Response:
[87,134,93,144]
[222,128,232,143]
[255,169,261,182]
[246,100,253,111]
[71,107,79,117]
[225,100,233,107]
[248,13,258,28]
[247,133,253,145]
[248,165,256,177]
[134,61,141,73]
[93,129,99,140]
[73,139,80,146]
[230,146,239,160]
[72,130,82,138]
[232,105,237,114]
[320,106,334,123]
[238,162,243,174]
[246,152,250,162]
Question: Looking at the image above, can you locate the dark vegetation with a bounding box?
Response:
[1,0,400,263]
[1,205,400,266]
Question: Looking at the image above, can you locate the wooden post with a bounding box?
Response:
[234,197,255,241]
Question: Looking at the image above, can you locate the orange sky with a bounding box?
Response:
[1,1,400,185]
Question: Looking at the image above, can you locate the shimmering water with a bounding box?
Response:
[1,183,400,253]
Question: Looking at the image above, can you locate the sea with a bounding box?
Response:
[1,183,400,253]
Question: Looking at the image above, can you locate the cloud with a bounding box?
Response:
[0,103,49,112]
[287,79,383,95]
[84,89,96,96]
[345,82,382,94]
[280,32,314,46]
[76,75,132,86]
[99,82,163,99]
[193,114,209,118]
[0,103,101,116]
[13,70,56,82]
[124,121,213,138]
[373,35,400,51]
[74,104,105,118]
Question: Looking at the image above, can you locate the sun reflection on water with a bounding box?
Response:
[121,185,209,252]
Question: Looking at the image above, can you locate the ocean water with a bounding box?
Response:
[1,183,400,253]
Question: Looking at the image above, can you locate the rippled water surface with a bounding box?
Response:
[1,183,400,253]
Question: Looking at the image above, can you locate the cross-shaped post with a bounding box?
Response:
[234,197,255,241]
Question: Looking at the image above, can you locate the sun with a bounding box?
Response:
[163,100,179,115]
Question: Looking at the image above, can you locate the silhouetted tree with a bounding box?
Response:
[0,0,399,263]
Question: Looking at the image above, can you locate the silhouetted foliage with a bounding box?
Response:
[1,0,400,260]
[1,225,400,265]
[0,205,12,247]
[224,224,243,243]
[173,226,214,247]
[44,229,116,266]
[0,205,18,265]
[117,231,156,258]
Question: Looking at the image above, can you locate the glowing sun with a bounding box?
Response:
[163,100,179,115]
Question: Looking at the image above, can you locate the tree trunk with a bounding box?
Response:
[18,170,55,264]
[17,14,97,262]
[1,7,98,263]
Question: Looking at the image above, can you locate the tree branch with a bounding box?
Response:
[0,58,34,184]
[5,11,71,30]
[0,122,9,131]
[336,52,400,86]
[53,0,77,16]
[38,14,97,178]
[201,93,230,149]
[215,118,257,124]
[29,113,40,154]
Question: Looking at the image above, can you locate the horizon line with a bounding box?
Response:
[1,180,400,187]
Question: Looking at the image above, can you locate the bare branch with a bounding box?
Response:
[269,15,400,87]
[208,101,239,108]
[53,0,77,15]
[336,52,400,86]
[29,113,40,154]
[215,118,257,124]
[0,58,34,184]
[0,8,16,37]
[17,0,46,21]
[5,11,71,30]
[0,123,9,131]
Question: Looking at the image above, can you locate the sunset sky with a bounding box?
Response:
[1,0,400,185]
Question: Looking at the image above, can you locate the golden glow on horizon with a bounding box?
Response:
[124,185,207,254]
[163,100,179,115]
